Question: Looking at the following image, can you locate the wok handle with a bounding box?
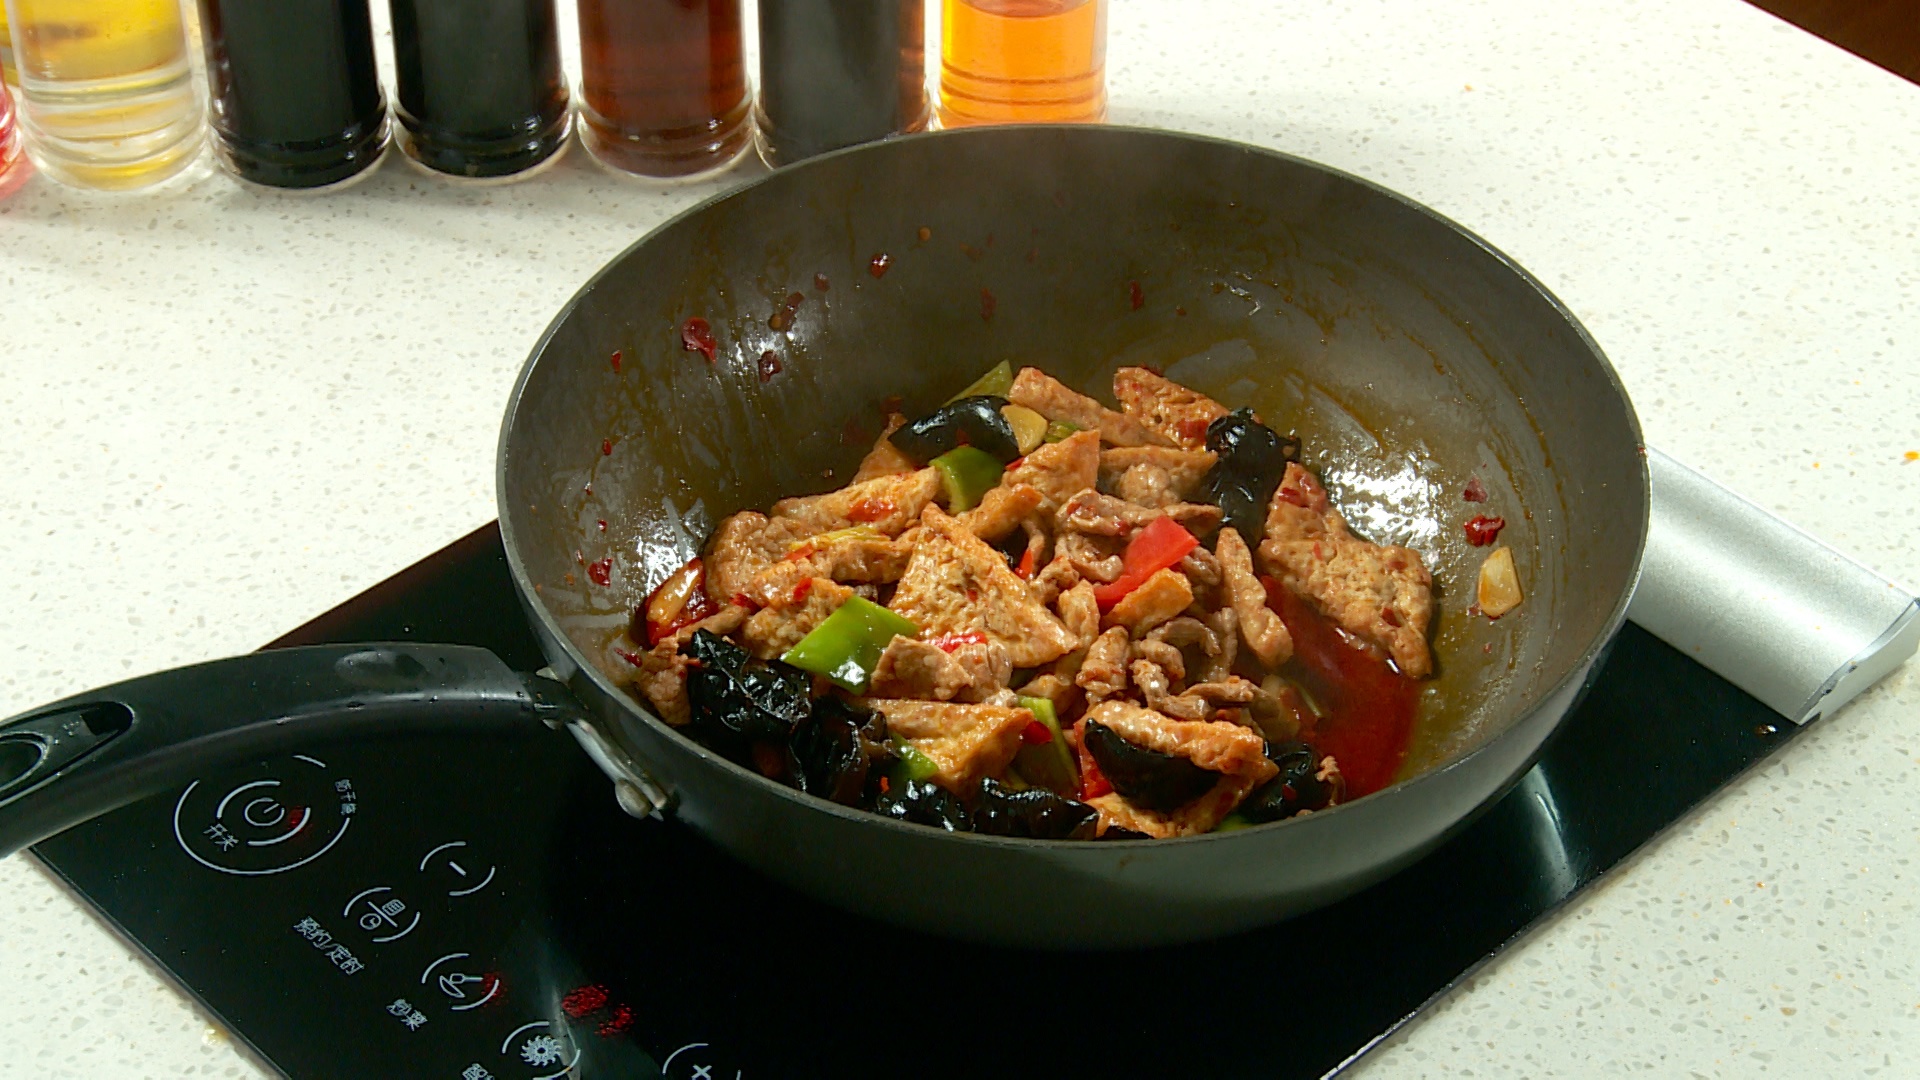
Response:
[0,644,583,857]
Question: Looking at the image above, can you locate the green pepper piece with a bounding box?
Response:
[931,445,1004,513]
[1043,419,1081,443]
[947,359,1013,403]
[891,738,941,783]
[780,596,919,693]
[1012,696,1077,796]
[1213,813,1255,833]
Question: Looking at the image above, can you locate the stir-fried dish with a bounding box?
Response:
[614,363,1521,840]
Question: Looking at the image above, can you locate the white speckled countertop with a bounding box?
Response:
[3,0,1918,1076]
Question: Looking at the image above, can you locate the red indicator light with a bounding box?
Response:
[597,1003,635,1037]
[561,984,608,1018]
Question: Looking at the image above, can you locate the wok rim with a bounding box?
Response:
[496,123,1650,852]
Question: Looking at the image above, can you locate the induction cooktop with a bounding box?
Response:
[31,522,1797,1080]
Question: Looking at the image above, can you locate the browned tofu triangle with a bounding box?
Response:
[888,505,1079,667]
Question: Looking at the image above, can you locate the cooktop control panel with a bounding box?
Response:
[51,732,745,1079]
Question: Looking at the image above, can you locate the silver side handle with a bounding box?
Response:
[1627,447,1919,725]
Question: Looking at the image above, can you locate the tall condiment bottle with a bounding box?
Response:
[938,0,1107,127]
[390,0,571,180]
[3,0,205,190]
[755,0,928,167]
[577,0,750,178]
[195,0,387,190]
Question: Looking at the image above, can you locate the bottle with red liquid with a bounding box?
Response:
[0,79,28,200]
[576,0,751,178]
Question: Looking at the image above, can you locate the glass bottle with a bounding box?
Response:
[0,79,29,199]
[195,0,387,190]
[1,2,16,86]
[755,0,927,167]
[390,0,571,180]
[938,0,1107,127]
[577,0,750,178]
[2,0,205,191]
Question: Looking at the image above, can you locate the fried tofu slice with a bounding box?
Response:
[702,511,811,606]
[1008,367,1172,448]
[1111,367,1231,450]
[959,483,1045,543]
[1259,463,1433,677]
[852,412,918,483]
[869,699,1031,795]
[1088,777,1263,839]
[740,577,854,659]
[887,505,1078,667]
[1003,429,1101,514]
[1103,568,1193,635]
[736,533,912,609]
[771,467,942,536]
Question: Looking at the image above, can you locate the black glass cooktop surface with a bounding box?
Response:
[32,524,1798,1080]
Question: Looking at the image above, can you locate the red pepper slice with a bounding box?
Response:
[927,631,987,653]
[847,497,895,523]
[1092,516,1198,610]
[1019,720,1054,745]
[1013,547,1038,579]
[1073,719,1113,800]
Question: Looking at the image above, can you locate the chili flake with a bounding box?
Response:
[869,253,892,278]
[680,317,717,362]
[1464,515,1506,546]
[587,557,614,587]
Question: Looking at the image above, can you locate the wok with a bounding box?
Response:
[0,126,1646,947]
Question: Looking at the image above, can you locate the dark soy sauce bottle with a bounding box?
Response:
[196,0,387,190]
[389,0,571,179]
[755,0,929,167]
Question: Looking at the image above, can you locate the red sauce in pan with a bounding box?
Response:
[1264,579,1420,799]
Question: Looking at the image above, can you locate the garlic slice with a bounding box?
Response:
[1477,546,1523,619]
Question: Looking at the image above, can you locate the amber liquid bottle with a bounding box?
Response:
[577,0,750,178]
[938,0,1107,127]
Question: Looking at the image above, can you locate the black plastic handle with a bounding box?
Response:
[0,644,584,857]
